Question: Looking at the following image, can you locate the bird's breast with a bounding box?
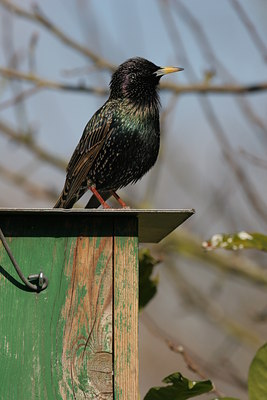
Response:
[91,108,160,190]
[117,110,160,166]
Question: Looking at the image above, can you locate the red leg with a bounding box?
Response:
[88,186,111,209]
[110,190,130,209]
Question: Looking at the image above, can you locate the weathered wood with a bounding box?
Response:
[114,217,139,400]
[0,216,114,399]
[59,234,113,399]
[0,209,194,399]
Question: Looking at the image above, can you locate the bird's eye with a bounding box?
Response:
[129,73,136,82]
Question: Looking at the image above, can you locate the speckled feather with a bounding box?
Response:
[54,57,179,208]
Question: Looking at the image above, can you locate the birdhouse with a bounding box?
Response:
[0,208,193,399]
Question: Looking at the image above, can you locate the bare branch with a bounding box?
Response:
[160,230,267,286]
[141,310,241,395]
[1,66,267,96]
[201,97,267,222]
[161,80,267,94]
[165,258,262,347]
[230,0,267,63]
[0,119,67,171]
[174,0,267,137]
[166,341,208,380]
[240,148,267,169]
[0,86,41,111]
[0,163,58,201]
[0,66,108,95]
[0,0,116,71]
[141,311,209,380]
[159,1,267,223]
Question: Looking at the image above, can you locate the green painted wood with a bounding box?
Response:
[0,209,193,399]
[114,217,139,400]
[0,214,114,399]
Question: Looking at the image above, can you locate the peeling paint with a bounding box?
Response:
[59,236,113,399]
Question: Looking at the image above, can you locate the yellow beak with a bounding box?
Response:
[155,66,184,76]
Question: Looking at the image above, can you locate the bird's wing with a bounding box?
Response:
[63,108,114,201]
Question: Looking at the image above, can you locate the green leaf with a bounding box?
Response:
[203,232,267,252]
[139,248,159,310]
[212,397,240,400]
[143,372,213,400]
[248,343,267,400]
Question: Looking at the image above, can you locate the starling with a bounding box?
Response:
[54,57,183,209]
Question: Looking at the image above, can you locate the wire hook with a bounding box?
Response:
[0,227,48,292]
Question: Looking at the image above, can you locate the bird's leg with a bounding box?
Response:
[110,190,130,209]
[88,186,111,209]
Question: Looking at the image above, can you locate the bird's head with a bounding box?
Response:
[109,57,183,107]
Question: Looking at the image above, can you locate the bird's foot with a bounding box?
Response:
[110,190,130,209]
[88,186,111,209]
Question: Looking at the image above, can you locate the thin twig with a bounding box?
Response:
[174,0,267,137]
[160,1,267,223]
[240,148,267,169]
[0,0,116,72]
[230,0,267,63]
[0,85,41,111]
[166,341,208,380]
[0,163,58,200]
[164,259,262,347]
[201,97,267,222]
[0,66,108,95]
[141,311,208,380]
[161,80,267,94]
[0,119,67,171]
[1,66,267,95]
[160,229,267,286]
[141,311,229,397]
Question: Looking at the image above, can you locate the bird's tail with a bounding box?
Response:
[54,190,77,209]
[54,194,64,208]
[54,183,111,209]
[54,194,70,208]
[54,182,89,208]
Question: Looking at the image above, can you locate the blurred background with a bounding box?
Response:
[0,0,266,398]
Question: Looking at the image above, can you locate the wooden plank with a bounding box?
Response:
[0,216,113,399]
[0,208,195,243]
[0,209,193,398]
[113,216,139,400]
[59,233,113,399]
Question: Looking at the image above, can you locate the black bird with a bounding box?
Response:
[54,57,183,209]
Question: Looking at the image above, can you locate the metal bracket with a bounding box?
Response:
[0,227,48,292]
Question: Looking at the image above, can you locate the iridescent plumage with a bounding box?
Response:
[54,57,183,208]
